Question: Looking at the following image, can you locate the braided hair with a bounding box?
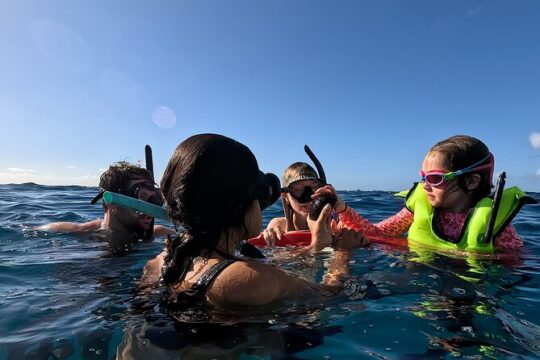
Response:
[160,134,259,285]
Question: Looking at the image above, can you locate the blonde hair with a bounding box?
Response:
[281,162,319,231]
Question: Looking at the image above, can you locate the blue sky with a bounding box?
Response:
[1,1,539,191]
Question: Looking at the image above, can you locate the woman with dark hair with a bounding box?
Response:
[141,133,367,310]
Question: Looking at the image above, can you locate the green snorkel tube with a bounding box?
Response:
[482,172,506,244]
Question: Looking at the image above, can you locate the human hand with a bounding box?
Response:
[332,228,369,251]
[313,184,346,213]
[307,203,333,251]
[262,226,284,246]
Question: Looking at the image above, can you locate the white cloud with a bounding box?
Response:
[530,132,540,149]
[536,169,540,177]
[66,166,77,169]
[6,167,35,173]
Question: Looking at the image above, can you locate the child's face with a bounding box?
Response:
[421,152,473,212]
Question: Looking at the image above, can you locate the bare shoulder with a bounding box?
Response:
[153,224,176,237]
[209,260,309,306]
[140,251,166,288]
[36,219,102,233]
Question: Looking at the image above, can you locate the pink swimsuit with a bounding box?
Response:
[338,206,523,250]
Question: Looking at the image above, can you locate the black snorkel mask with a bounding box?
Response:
[237,170,280,260]
[280,145,327,204]
[90,181,163,207]
[289,186,317,204]
[255,171,281,210]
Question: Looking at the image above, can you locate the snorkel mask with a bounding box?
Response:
[256,171,281,210]
[280,145,327,204]
[90,180,163,209]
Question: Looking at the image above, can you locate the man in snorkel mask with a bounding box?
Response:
[38,161,174,249]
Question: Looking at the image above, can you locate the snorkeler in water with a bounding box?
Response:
[315,135,536,254]
[141,134,368,309]
[37,161,174,249]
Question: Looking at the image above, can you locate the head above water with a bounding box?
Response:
[160,133,279,285]
[426,135,494,202]
[282,162,320,189]
[281,162,322,204]
[161,133,279,237]
[90,161,160,206]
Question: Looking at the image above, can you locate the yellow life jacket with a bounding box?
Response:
[403,183,535,253]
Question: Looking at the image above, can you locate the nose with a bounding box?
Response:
[422,181,432,192]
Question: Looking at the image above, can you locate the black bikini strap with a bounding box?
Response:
[185,259,237,297]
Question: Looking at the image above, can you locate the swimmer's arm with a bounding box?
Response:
[139,251,166,289]
[36,219,102,233]
[323,250,353,290]
[322,227,369,290]
[266,217,286,230]
[374,207,414,236]
[262,217,287,245]
[210,261,331,307]
[152,224,176,237]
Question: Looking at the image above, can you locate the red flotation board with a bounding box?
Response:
[247,230,408,248]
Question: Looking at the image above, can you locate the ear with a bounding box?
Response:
[281,193,289,205]
[465,174,481,191]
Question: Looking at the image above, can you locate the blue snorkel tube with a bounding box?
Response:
[102,191,169,221]
[102,190,267,259]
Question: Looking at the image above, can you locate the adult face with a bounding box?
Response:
[115,177,162,231]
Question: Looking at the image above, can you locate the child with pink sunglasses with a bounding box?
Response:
[318,135,536,253]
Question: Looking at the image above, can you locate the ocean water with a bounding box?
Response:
[1,183,540,359]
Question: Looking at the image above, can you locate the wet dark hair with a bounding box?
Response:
[160,134,259,285]
[90,161,154,206]
[99,161,153,192]
[429,135,493,202]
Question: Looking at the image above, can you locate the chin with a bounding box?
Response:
[427,198,441,208]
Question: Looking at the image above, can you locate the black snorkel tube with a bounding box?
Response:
[304,145,327,185]
[482,172,506,244]
[144,144,155,241]
[145,144,154,179]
